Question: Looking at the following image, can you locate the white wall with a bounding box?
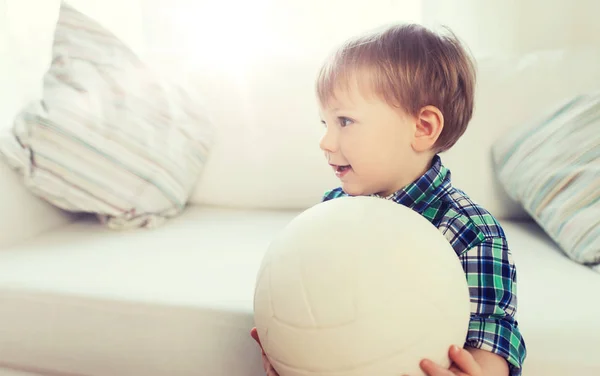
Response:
[133,0,425,210]
[516,0,600,53]
[422,0,600,55]
[66,0,145,54]
[0,0,146,133]
[140,0,422,67]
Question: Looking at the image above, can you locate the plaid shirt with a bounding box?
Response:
[322,155,527,376]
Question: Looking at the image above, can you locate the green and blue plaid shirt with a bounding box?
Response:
[322,155,526,376]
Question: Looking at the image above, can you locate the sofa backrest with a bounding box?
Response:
[189,46,600,219]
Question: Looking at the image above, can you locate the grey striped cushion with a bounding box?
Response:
[0,2,215,229]
[492,93,600,270]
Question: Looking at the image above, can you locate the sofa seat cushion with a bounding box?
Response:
[0,206,298,376]
[0,369,43,376]
[501,221,600,376]
[0,208,599,376]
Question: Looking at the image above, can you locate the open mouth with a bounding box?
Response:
[331,164,352,177]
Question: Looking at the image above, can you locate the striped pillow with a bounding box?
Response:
[492,93,600,268]
[0,3,215,230]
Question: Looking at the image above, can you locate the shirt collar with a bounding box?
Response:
[376,154,450,213]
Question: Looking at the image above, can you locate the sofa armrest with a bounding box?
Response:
[0,163,73,249]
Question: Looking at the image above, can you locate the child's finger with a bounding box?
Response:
[262,353,268,369]
[419,359,455,376]
[448,345,481,375]
[267,362,280,376]
[262,353,280,376]
[250,327,266,355]
[262,353,272,373]
[266,365,280,376]
[250,327,260,344]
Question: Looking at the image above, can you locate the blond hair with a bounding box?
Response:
[316,23,476,152]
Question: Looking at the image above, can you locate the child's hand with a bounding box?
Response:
[250,327,280,376]
[418,345,482,376]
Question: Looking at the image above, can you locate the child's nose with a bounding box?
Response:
[319,127,338,153]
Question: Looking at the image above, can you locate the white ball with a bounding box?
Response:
[253,196,471,376]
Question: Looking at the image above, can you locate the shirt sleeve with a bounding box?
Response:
[459,236,527,376]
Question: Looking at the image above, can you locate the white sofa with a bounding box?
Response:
[2,4,600,376]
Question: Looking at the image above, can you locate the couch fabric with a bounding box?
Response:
[0,208,599,376]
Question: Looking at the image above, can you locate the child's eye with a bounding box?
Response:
[338,117,353,127]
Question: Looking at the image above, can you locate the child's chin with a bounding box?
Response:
[341,183,369,197]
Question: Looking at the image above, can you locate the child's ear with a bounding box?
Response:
[411,105,444,153]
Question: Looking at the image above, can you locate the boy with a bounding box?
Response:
[251,23,526,376]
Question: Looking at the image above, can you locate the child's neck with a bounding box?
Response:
[378,154,435,197]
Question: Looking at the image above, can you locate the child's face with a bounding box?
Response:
[318,85,422,197]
